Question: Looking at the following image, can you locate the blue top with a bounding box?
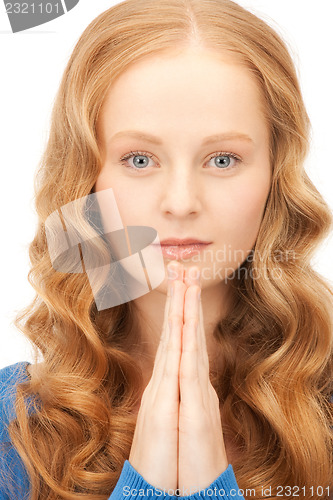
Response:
[0,362,245,499]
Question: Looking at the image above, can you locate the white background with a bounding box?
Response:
[0,1,332,369]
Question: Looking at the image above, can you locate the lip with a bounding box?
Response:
[152,239,212,260]
[159,238,212,245]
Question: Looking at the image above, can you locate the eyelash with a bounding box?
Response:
[119,150,242,174]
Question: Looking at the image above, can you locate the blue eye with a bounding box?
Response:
[119,150,241,173]
[120,151,155,172]
[207,153,240,171]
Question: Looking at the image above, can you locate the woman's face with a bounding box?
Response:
[94,46,271,291]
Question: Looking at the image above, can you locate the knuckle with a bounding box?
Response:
[179,414,206,434]
[166,341,179,352]
[179,368,199,382]
[158,337,167,350]
[163,365,178,379]
[175,280,187,293]
[162,355,179,375]
[149,411,162,431]
[184,317,199,328]
[168,314,183,328]
[182,341,198,352]
[193,418,208,434]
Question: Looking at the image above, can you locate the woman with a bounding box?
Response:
[0,0,332,498]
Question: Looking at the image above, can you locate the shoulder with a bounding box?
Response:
[0,361,31,443]
[0,362,32,498]
[0,361,30,385]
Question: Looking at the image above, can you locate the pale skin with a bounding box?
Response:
[129,260,228,493]
[93,45,272,492]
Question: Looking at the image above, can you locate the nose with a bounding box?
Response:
[159,163,202,217]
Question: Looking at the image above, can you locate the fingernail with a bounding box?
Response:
[167,266,173,280]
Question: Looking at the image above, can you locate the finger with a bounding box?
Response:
[153,261,183,399]
[148,260,185,402]
[155,278,186,406]
[160,262,178,340]
[179,285,202,407]
[185,267,209,376]
[168,260,184,283]
[158,261,183,353]
[183,266,202,352]
[150,263,180,384]
[186,268,205,367]
[198,297,209,372]
[166,278,186,355]
[184,265,201,287]
[184,267,208,375]
[196,290,211,410]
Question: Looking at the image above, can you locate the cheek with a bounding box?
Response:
[235,182,269,234]
[94,170,151,227]
[216,174,270,257]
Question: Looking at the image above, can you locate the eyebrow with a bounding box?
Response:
[109,130,254,146]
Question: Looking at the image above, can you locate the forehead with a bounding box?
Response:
[98,47,268,143]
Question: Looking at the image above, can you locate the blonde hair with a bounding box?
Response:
[3,0,332,498]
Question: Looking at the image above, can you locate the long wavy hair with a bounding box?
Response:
[3,0,332,498]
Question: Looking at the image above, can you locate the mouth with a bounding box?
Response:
[152,240,212,260]
[159,237,212,246]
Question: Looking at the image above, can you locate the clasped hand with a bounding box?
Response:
[129,261,228,494]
